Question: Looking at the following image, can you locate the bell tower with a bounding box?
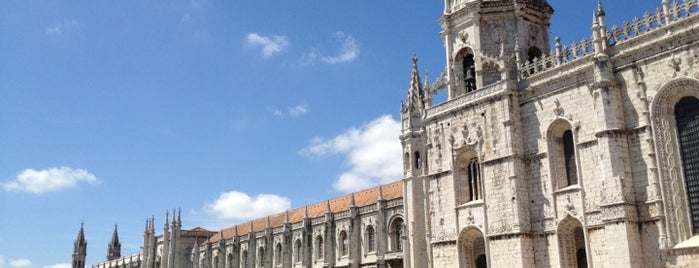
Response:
[441,0,553,98]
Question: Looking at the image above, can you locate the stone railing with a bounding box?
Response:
[386,198,403,208]
[335,210,351,219]
[608,0,698,45]
[517,0,698,80]
[518,37,594,80]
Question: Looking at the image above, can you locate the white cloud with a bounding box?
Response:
[268,104,309,118]
[245,33,289,58]
[205,191,291,221]
[45,20,79,35]
[9,259,31,268]
[2,167,99,194]
[43,264,71,268]
[303,32,360,65]
[300,115,402,193]
[288,105,309,117]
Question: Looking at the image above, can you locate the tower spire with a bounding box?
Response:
[72,222,87,268]
[406,53,424,111]
[107,224,122,261]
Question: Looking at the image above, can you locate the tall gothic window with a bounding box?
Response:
[258,247,265,268]
[414,151,422,170]
[339,231,349,256]
[294,239,302,263]
[456,153,483,205]
[549,121,578,189]
[316,235,324,260]
[242,250,248,268]
[390,218,405,252]
[366,225,376,253]
[228,253,234,268]
[275,243,282,267]
[675,96,699,234]
[563,130,578,186]
[467,157,482,201]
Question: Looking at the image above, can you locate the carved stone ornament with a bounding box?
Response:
[458,30,469,43]
[565,195,577,216]
[466,209,475,225]
[553,99,565,117]
[490,26,506,43]
[669,54,682,78]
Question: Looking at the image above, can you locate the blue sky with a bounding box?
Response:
[0,1,663,267]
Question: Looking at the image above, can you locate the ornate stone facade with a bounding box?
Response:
[402,0,699,267]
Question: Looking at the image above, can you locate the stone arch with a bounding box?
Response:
[557,216,587,268]
[457,227,487,268]
[454,47,478,96]
[650,78,699,244]
[455,149,483,205]
[546,118,579,190]
[388,215,405,252]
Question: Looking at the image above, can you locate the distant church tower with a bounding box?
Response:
[107,224,122,261]
[72,222,87,268]
[441,0,553,98]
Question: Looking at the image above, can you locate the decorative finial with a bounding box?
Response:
[177,208,182,225]
[304,206,309,219]
[350,193,356,208]
[412,53,418,65]
[326,200,331,214]
[266,216,271,228]
[597,0,605,17]
[378,185,385,201]
[285,210,290,224]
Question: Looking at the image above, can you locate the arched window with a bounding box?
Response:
[294,239,302,263]
[527,46,542,62]
[366,225,376,253]
[242,250,248,268]
[548,121,578,189]
[339,231,349,256]
[258,247,265,268]
[463,53,477,93]
[675,96,699,234]
[227,253,234,268]
[563,130,578,186]
[316,235,324,260]
[404,152,410,174]
[275,243,282,267]
[414,151,421,170]
[456,153,483,204]
[390,218,405,252]
[467,157,482,201]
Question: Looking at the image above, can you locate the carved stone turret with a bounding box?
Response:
[72,222,87,268]
[107,224,121,261]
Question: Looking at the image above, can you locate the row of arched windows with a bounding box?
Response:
[230,218,404,268]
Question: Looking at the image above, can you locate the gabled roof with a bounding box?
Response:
[208,181,403,243]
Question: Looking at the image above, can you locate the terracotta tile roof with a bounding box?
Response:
[188,227,210,232]
[208,181,403,243]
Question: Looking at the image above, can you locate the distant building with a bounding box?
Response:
[76,0,699,267]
